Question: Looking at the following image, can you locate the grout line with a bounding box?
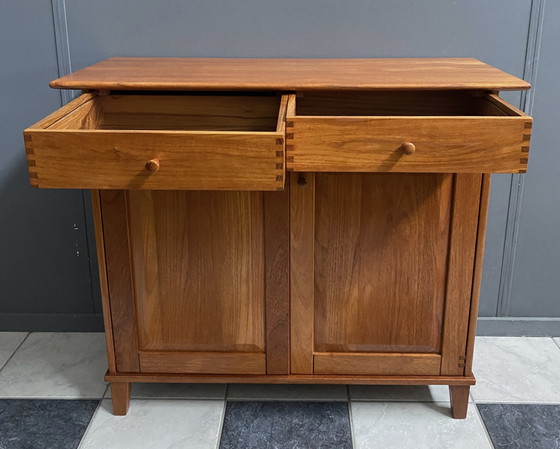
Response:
[0,332,30,374]
[101,384,110,399]
[473,403,497,449]
[224,383,229,401]
[215,398,228,449]
[553,338,560,351]
[76,398,105,449]
[347,387,356,449]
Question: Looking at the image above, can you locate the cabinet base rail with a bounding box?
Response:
[105,371,475,385]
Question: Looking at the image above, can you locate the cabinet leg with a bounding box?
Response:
[449,385,470,419]
[110,382,131,416]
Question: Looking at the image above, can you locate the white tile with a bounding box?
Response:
[227,383,348,401]
[471,337,560,403]
[0,332,27,369]
[105,383,226,399]
[78,399,224,449]
[0,332,107,399]
[351,402,492,449]
[349,384,466,402]
[554,338,560,350]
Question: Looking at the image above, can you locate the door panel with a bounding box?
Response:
[101,189,283,375]
[314,173,452,354]
[128,190,265,353]
[290,172,482,376]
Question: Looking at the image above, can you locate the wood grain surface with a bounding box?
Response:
[314,353,441,376]
[139,352,266,375]
[99,190,140,372]
[287,92,532,174]
[127,190,266,354]
[313,173,452,354]
[25,93,287,190]
[440,174,483,375]
[49,57,530,91]
[264,187,291,374]
[105,371,476,386]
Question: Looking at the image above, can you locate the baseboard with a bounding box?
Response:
[477,317,560,337]
[0,313,104,332]
[1,313,558,336]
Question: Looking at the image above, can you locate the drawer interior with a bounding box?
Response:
[47,93,283,132]
[294,91,523,117]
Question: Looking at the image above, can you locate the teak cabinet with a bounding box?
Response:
[23,58,533,418]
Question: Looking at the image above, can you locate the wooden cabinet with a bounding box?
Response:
[24,58,532,419]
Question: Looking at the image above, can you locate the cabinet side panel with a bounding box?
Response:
[314,173,452,353]
[128,190,265,353]
[465,174,491,376]
[100,190,140,372]
[440,174,483,375]
[91,190,116,372]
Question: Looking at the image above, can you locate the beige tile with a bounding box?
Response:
[0,333,107,399]
[471,337,560,403]
[351,402,492,449]
[78,399,224,449]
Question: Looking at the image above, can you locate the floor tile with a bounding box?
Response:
[349,385,461,402]
[471,337,560,403]
[478,404,560,449]
[0,399,98,449]
[0,333,107,399]
[0,332,27,369]
[78,399,224,449]
[554,338,560,350]
[105,382,226,399]
[351,402,492,449]
[227,384,348,401]
[220,401,352,449]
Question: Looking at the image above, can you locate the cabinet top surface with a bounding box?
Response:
[50,57,529,91]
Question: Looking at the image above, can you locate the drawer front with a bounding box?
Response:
[25,131,285,190]
[286,94,532,174]
[24,93,288,191]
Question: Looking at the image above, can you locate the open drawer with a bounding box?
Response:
[24,92,288,190]
[285,91,532,173]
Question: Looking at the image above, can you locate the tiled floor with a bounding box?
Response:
[0,334,559,448]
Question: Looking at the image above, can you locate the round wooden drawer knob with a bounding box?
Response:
[399,142,416,155]
[145,159,160,173]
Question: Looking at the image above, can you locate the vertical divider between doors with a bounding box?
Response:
[264,183,291,374]
[290,172,315,374]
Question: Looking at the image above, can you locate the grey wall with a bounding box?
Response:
[0,0,557,335]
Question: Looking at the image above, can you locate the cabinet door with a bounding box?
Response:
[97,188,290,375]
[290,172,483,376]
